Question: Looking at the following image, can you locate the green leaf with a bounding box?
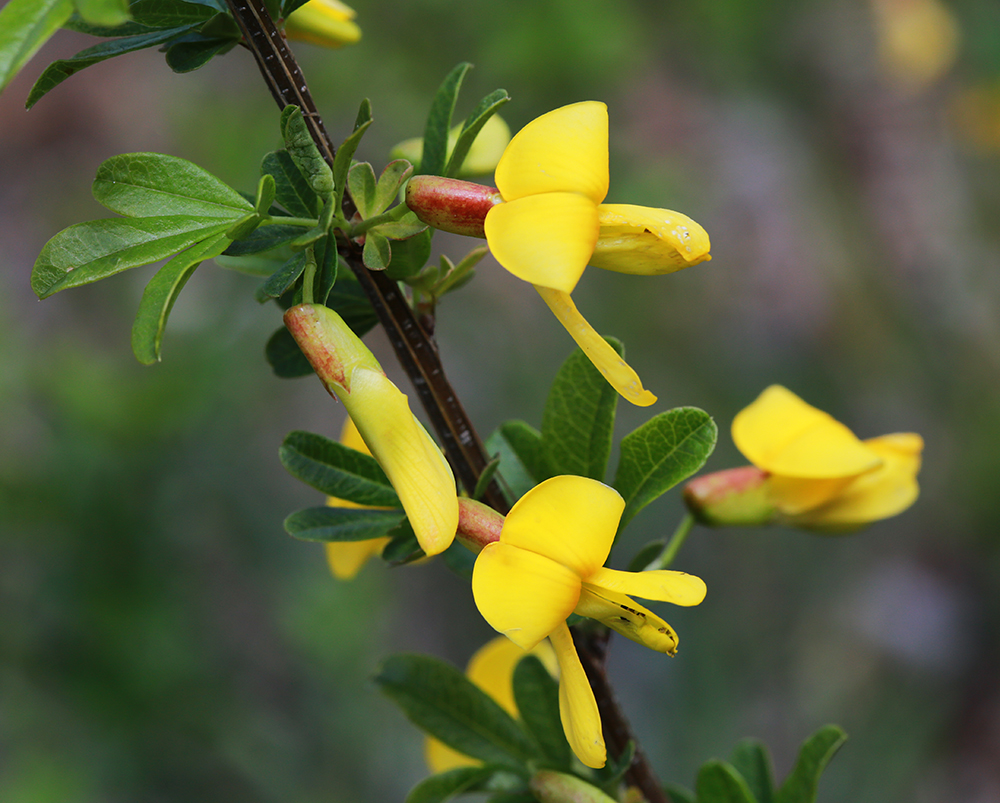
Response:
[255,173,276,217]
[612,407,717,530]
[265,327,314,378]
[262,149,321,218]
[326,276,379,336]
[348,162,377,219]
[381,519,423,565]
[255,251,307,302]
[362,230,391,270]
[695,761,755,803]
[664,785,696,803]
[0,0,73,95]
[541,340,620,482]
[373,159,414,217]
[281,0,310,16]
[315,235,339,304]
[375,654,536,769]
[386,228,432,280]
[75,0,129,26]
[511,656,571,769]
[774,726,846,803]
[33,216,230,298]
[280,430,401,506]
[280,105,334,197]
[730,740,775,803]
[599,740,636,788]
[131,231,230,364]
[163,34,236,72]
[485,420,546,500]
[373,210,427,240]
[25,24,197,108]
[92,152,253,218]
[333,98,373,212]
[221,223,301,256]
[124,0,215,28]
[407,766,507,803]
[421,62,473,176]
[472,457,501,502]
[445,89,510,178]
[285,506,407,542]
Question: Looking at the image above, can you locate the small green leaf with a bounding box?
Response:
[730,740,775,803]
[326,276,379,336]
[541,340,620,482]
[281,0,310,16]
[224,212,263,241]
[255,251,307,302]
[280,430,401,507]
[485,420,546,500]
[373,210,427,240]
[696,761,755,803]
[93,152,253,218]
[33,216,230,298]
[511,656,571,769]
[375,654,536,769]
[131,231,230,364]
[0,0,73,95]
[472,457,501,502]
[222,223,301,256]
[285,506,407,542]
[280,104,334,197]
[598,740,636,788]
[123,0,215,28]
[315,235,339,304]
[265,327,314,378]
[373,159,414,216]
[362,230,391,270]
[434,245,487,297]
[613,407,718,530]
[774,726,846,803]
[445,88,510,178]
[421,62,473,176]
[75,0,129,27]
[164,34,236,72]
[262,149,320,218]
[347,162,377,219]
[255,173,276,217]
[25,25,197,108]
[333,98,373,211]
[385,228,432,280]
[407,766,506,803]
[381,519,423,565]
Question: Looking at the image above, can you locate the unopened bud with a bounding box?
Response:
[529,770,617,803]
[683,466,776,526]
[405,175,502,238]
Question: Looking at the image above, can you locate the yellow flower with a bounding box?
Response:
[284,303,459,556]
[284,0,361,48]
[484,101,711,407]
[425,636,558,773]
[323,417,391,580]
[731,385,923,529]
[471,475,707,768]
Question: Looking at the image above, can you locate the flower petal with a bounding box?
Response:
[338,415,369,454]
[590,204,712,274]
[549,622,605,769]
[765,474,858,515]
[586,566,707,606]
[485,193,598,293]
[472,542,581,650]
[424,736,480,774]
[494,101,609,203]
[791,433,924,528]
[324,538,389,580]
[575,586,680,655]
[732,385,882,478]
[535,287,657,406]
[501,475,624,578]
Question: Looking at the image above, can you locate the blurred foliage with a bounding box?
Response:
[2,0,1000,800]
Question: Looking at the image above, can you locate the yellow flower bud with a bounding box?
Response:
[284,0,361,49]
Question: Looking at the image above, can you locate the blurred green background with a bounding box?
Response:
[2,0,999,800]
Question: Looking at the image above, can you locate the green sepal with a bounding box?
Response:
[511,656,571,769]
[373,159,414,216]
[348,162,378,219]
[421,62,473,176]
[0,0,73,95]
[333,98,373,212]
[265,327,314,378]
[695,761,756,803]
[541,339,620,482]
[374,653,536,770]
[386,228,432,280]
[445,88,510,178]
[612,407,718,530]
[74,0,129,26]
[26,24,198,108]
[255,251,307,302]
[280,430,401,507]
[484,421,546,502]
[164,34,236,73]
[362,230,391,270]
[406,765,509,803]
[774,726,846,803]
[131,230,231,364]
[730,740,775,803]
[284,507,407,542]
[262,149,321,218]
[93,152,253,218]
[32,216,231,298]
[280,104,335,197]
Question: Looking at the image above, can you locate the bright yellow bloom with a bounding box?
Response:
[323,417,391,580]
[732,385,923,528]
[471,475,707,768]
[484,101,711,407]
[425,636,558,773]
[285,303,459,556]
[284,0,361,48]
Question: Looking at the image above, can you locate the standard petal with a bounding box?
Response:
[590,204,712,275]
[575,586,680,655]
[324,538,389,580]
[535,287,657,406]
[792,432,923,528]
[484,194,598,293]
[501,475,624,578]
[472,543,581,650]
[549,622,606,769]
[732,385,882,478]
[346,367,459,556]
[586,566,707,606]
[494,101,609,203]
